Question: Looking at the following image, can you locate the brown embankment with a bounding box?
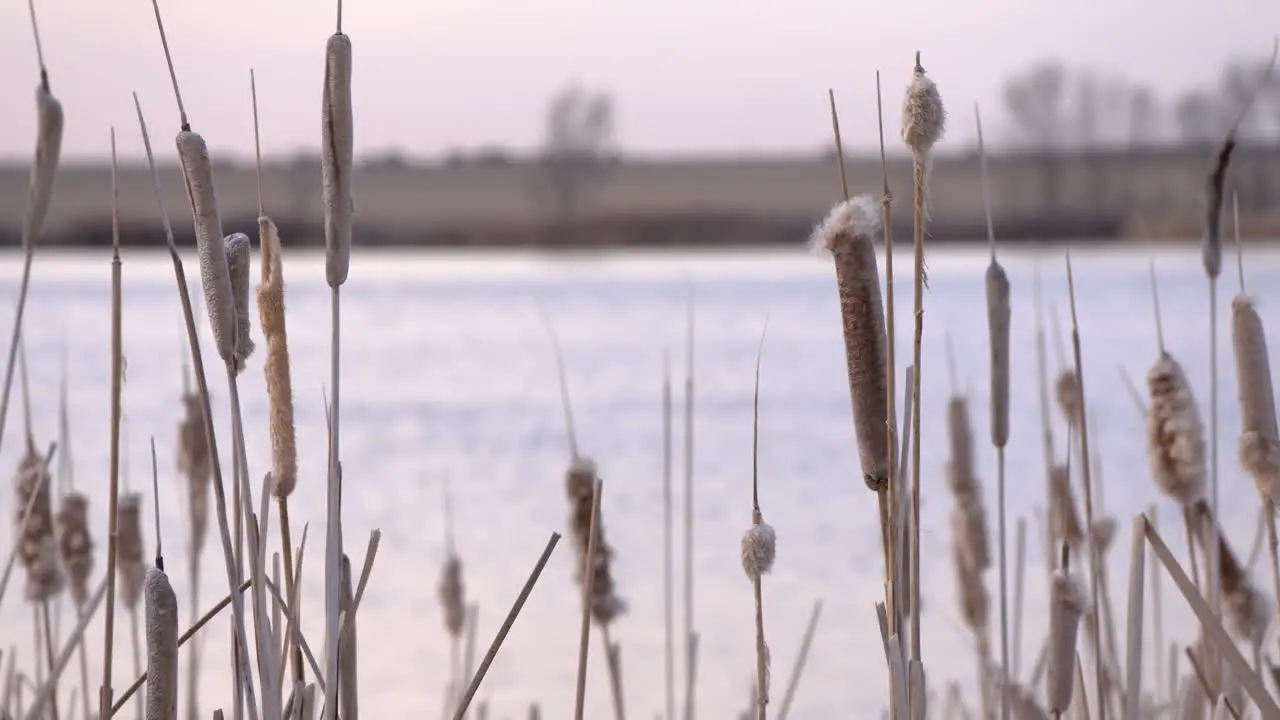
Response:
[0,144,1275,247]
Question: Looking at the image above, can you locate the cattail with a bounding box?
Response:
[144,567,179,720]
[56,491,93,607]
[900,57,946,157]
[256,216,298,498]
[118,492,146,610]
[176,391,210,550]
[1045,568,1085,714]
[23,84,64,251]
[952,541,988,632]
[224,232,254,369]
[1007,683,1052,720]
[951,496,990,572]
[176,130,236,365]
[1054,371,1081,428]
[438,554,465,637]
[1231,295,1280,501]
[740,518,777,581]
[322,32,354,288]
[1048,465,1083,548]
[1192,500,1270,645]
[1089,517,1117,557]
[15,445,63,602]
[810,195,890,490]
[986,261,1011,447]
[945,396,977,495]
[1146,352,1206,505]
[565,457,625,625]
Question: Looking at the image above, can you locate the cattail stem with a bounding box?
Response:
[682,297,697,720]
[909,154,925,668]
[874,73,899,646]
[572,478,603,720]
[600,625,625,720]
[100,129,124,720]
[661,353,674,720]
[277,500,303,692]
[1264,500,1280,660]
[41,599,59,720]
[1011,517,1026,679]
[752,575,766,720]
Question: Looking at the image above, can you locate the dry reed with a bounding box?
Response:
[144,568,179,720]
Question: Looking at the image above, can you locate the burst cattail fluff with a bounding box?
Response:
[177,392,210,550]
[810,195,889,491]
[1054,371,1081,427]
[14,446,63,601]
[951,541,987,632]
[118,493,146,609]
[257,216,298,498]
[176,131,236,364]
[224,232,254,369]
[740,516,777,581]
[1194,501,1271,644]
[1146,352,1206,505]
[1232,295,1280,502]
[144,567,179,720]
[22,85,64,252]
[56,491,93,607]
[438,554,465,637]
[1045,569,1085,714]
[986,261,1011,447]
[900,58,946,156]
[322,33,354,288]
[951,496,990,571]
[945,396,977,496]
[564,457,625,625]
[1048,465,1083,548]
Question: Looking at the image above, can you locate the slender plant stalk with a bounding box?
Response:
[1011,517,1026,680]
[874,73,899,643]
[1064,254,1104,720]
[907,104,926,673]
[600,625,625,720]
[450,533,560,720]
[98,127,124,720]
[682,293,697,720]
[41,599,59,720]
[1123,517,1146,720]
[572,478,603,720]
[662,352,674,720]
[1146,505,1165,707]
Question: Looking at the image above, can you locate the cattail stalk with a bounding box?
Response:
[661,352,675,720]
[100,127,125,720]
[681,296,698,720]
[741,327,776,720]
[572,477,603,720]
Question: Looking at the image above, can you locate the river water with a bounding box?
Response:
[0,244,1276,719]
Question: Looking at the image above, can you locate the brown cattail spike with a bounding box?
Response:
[257,216,298,499]
[1146,352,1206,505]
[565,457,625,625]
[1232,295,1280,502]
[945,396,977,495]
[986,261,1011,447]
[117,492,146,609]
[810,195,890,491]
[322,32,354,288]
[951,497,990,572]
[1054,371,1081,428]
[56,491,93,607]
[439,555,465,638]
[176,130,235,364]
[144,566,179,720]
[176,390,210,550]
[951,540,988,633]
[15,444,63,602]
[224,232,254,370]
[1046,569,1085,714]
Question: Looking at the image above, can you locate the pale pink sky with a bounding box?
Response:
[0,0,1274,162]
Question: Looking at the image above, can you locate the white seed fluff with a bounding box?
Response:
[741,521,777,581]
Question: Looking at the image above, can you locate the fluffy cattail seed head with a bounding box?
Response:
[224,232,254,370]
[118,493,146,610]
[1054,371,1081,428]
[15,446,63,602]
[564,457,625,626]
[986,261,1011,448]
[144,567,179,720]
[810,196,890,491]
[1232,295,1280,502]
[741,517,777,581]
[1046,569,1086,714]
[257,217,298,499]
[177,392,210,551]
[1146,352,1206,505]
[438,554,465,638]
[900,56,946,156]
[56,491,93,608]
[1049,464,1083,548]
[951,541,988,632]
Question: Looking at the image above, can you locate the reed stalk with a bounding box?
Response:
[572,478,603,720]
[874,71,899,645]
[741,325,776,720]
[662,352,674,720]
[681,291,699,720]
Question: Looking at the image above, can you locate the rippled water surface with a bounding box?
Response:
[1,244,1278,719]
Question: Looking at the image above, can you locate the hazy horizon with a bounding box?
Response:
[0,0,1275,163]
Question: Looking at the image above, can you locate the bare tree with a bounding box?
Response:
[537,82,616,239]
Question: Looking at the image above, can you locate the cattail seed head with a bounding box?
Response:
[176,130,236,364]
[322,33,355,288]
[1232,295,1280,501]
[810,196,890,491]
[951,496,990,572]
[438,554,465,638]
[900,58,946,156]
[177,391,210,551]
[564,457,625,626]
[144,567,179,720]
[15,446,63,602]
[945,396,977,495]
[118,493,146,610]
[1054,371,1081,428]
[986,261,1011,448]
[23,86,64,252]
[56,491,93,608]
[740,518,777,581]
[1046,569,1085,714]
[951,541,988,632]
[1048,464,1083,548]
[257,217,298,499]
[224,232,254,370]
[1146,352,1206,505]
